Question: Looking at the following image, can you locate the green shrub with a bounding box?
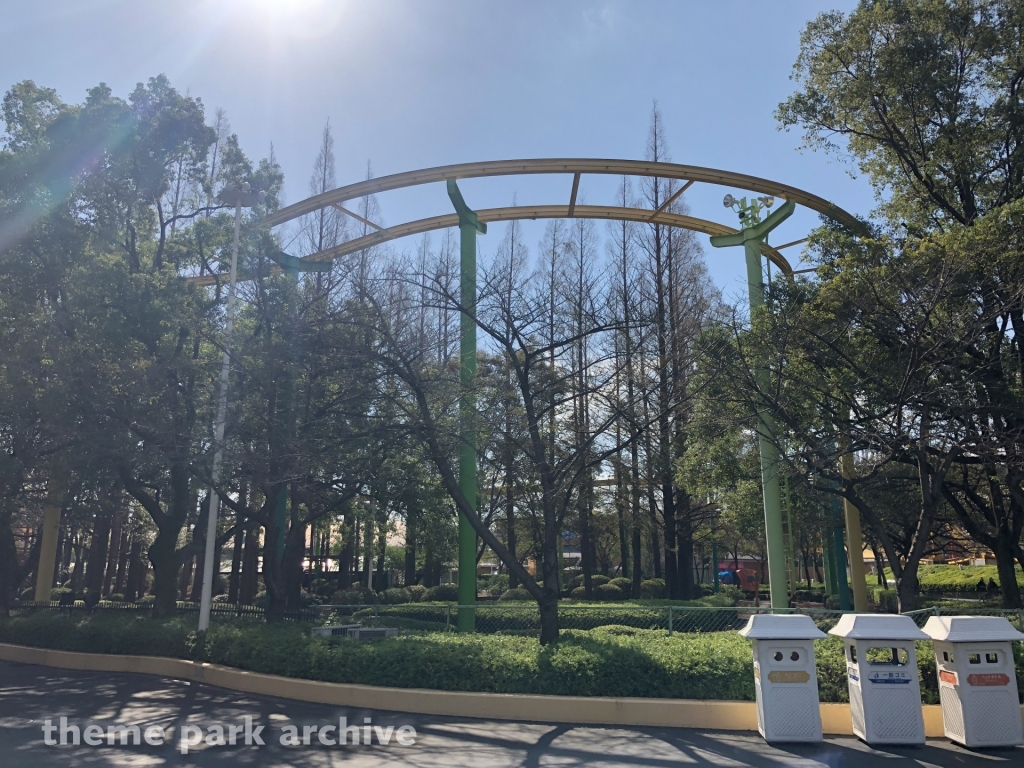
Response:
[381,588,412,605]
[329,587,378,605]
[570,586,586,599]
[423,584,459,602]
[591,575,610,587]
[609,577,632,590]
[20,587,34,600]
[406,584,427,602]
[640,579,664,599]
[486,574,510,596]
[791,589,824,603]
[3,611,1019,703]
[314,581,336,598]
[867,586,898,613]
[594,583,625,601]
[499,588,533,601]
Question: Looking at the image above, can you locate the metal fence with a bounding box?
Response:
[16,600,1024,636]
[16,600,322,623]
[902,606,1024,631]
[341,604,850,635]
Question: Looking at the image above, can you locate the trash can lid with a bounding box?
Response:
[922,615,1024,643]
[828,613,929,640]
[738,613,827,639]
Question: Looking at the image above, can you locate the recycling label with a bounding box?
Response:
[967,673,1010,687]
[867,671,912,684]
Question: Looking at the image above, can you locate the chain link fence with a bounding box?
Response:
[902,606,1024,631]
[333,604,850,635]
[17,600,1024,636]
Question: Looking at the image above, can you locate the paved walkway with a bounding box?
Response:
[1,660,1020,767]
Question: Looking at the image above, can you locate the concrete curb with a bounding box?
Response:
[1,642,1017,735]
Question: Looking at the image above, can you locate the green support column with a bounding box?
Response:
[448,180,486,633]
[822,530,835,596]
[830,493,851,610]
[711,200,794,610]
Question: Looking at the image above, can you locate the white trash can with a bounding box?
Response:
[829,614,929,745]
[922,615,1024,748]
[739,614,826,742]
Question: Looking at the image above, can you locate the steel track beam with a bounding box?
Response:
[260,158,860,232]
[185,205,792,286]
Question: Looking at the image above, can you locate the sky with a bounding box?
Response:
[1,0,871,303]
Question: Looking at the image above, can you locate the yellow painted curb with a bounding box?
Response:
[3,643,1020,736]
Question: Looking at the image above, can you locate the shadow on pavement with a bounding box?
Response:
[1,660,1020,767]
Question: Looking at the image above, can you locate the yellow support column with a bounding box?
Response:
[34,455,68,603]
[841,451,869,612]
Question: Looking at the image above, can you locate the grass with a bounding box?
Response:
[882,563,1024,592]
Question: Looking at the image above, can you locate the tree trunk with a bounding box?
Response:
[505,458,518,589]
[240,524,260,604]
[615,453,630,579]
[102,509,123,596]
[538,523,561,645]
[580,493,594,599]
[113,525,130,594]
[896,570,919,615]
[188,494,210,602]
[338,517,354,589]
[993,533,1022,609]
[124,537,142,602]
[53,527,66,588]
[630,440,643,596]
[84,510,112,597]
[676,490,696,597]
[148,529,180,617]
[404,508,417,587]
[0,518,20,615]
[229,520,244,603]
[69,538,84,593]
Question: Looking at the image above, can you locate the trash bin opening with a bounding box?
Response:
[985,652,998,663]
[866,647,908,666]
[849,645,856,663]
[942,651,954,663]
[968,653,980,664]
[770,647,805,663]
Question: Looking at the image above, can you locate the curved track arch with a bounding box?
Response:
[188,158,858,286]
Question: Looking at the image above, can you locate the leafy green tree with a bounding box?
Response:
[778,0,1024,229]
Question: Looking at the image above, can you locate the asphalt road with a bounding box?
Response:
[1,660,1021,767]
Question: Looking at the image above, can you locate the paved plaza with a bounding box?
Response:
[1,660,1021,767]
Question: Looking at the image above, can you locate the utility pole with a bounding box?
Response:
[447,179,486,632]
[710,196,794,610]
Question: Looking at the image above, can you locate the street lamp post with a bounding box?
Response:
[198,183,262,632]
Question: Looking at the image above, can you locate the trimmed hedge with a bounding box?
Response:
[5,612,1020,702]
[422,585,459,602]
[900,564,1024,593]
